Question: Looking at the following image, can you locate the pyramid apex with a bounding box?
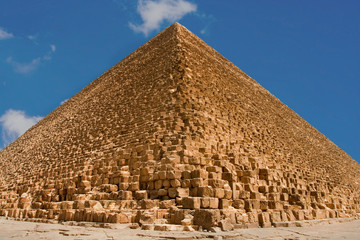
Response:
[168,22,188,33]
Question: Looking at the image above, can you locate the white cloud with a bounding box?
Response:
[50,44,56,52]
[28,35,39,44]
[60,99,68,105]
[28,35,36,40]
[7,45,56,74]
[129,0,197,36]
[0,27,13,40]
[6,57,41,74]
[0,109,43,147]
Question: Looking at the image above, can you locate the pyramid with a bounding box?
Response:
[0,23,359,230]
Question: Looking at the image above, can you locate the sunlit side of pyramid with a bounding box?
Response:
[0,23,359,230]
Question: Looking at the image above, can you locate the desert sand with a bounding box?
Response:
[1,217,360,240]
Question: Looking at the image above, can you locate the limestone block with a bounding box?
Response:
[168,188,177,198]
[140,199,159,209]
[118,182,129,190]
[159,199,175,209]
[182,171,191,179]
[167,171,182,179]
[80,181,91,188]
[214,188,225,199]
[233,199,245,209]
[270,211,282,222]
[241,176,255,184]
[258,186,268,193]
[114,212,131,223]
[158,171,167,180]
[193,209,221,230]
[284,209,296,221]
[155,180,163,189]
[182,197,201,209]
[293,209,305,220]
[268,200,283,210]
[238,190,250,199]
[247,211,259,223]
[74,200,86,209]
[134,190,148,200]
[137,210,156,225]
[220,218,234,231]
[176,188,189,198]
[201,197,210,208]
[128,182,140,191]
[158,189,168,196]
[258,212,271,228]
[191,178,204,188]
[197,186,213,197]
[312,209,326,219]
[224,189,233,199]
[191,169,208,179]
[85,200,104,211]
[181,179,191,188]
[245,199,260,210]
[100,184,118,193]
[162,180,171,188]
[260,200,268,210]
[220,199,232,209]
[281,193,289,201]
[170,179,181,188]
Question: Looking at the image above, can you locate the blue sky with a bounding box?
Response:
[0,0,359,162]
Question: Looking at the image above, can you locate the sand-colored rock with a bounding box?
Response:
[0,23,359,230]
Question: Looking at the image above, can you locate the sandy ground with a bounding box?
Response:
[1,217,360,240]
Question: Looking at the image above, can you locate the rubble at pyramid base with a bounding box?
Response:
[0,161,359,231]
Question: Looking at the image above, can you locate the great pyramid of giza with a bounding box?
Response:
[0,23,359,230]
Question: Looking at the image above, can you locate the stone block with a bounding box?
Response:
[140,199,159,209]
[168,188,177,198]
[258,212,271,228]
[158,189,167,196]
[260,200,268,210]
[220,218,234,231]
[191,169,208,179]
[198,186,214,197]
[134,190,148,200]
[233,199,245,209]
[245,199,260,210]
[176,188,189,198]
[193,209,221,230]
[220,199,232,209]
[159,199,175,209]
[214,188,225,199]
[182,197,201,209]
[270,211,282,222]
[191,178,204,188]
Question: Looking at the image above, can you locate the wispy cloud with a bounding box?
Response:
[28,34,39,44]
[28,35,37,40]
[6,57,41,74]
[7,44,56,74]
[0,109,43,147]
[0,27,13,40]
[50,44,56,52]
[129,0,197,36]
[60,99,68,105]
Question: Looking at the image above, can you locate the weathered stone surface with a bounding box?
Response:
[193,209,221,230]
[0,22,359,230]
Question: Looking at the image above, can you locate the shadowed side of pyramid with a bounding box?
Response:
[0,23,359,230]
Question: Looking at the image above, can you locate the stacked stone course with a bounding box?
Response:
[0,23,359,231]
